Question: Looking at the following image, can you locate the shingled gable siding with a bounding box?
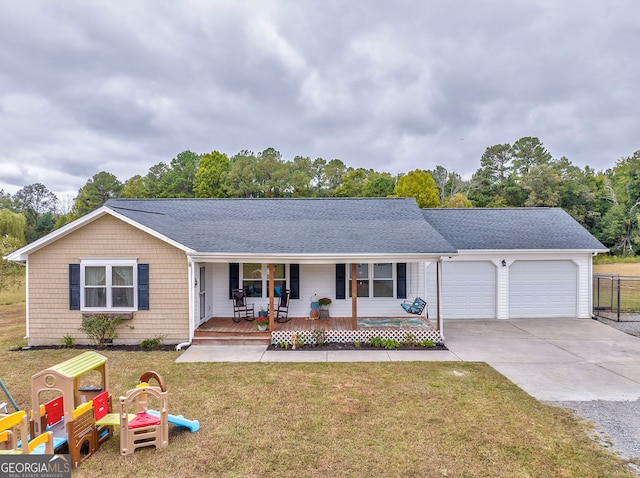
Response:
[27,214,189,346]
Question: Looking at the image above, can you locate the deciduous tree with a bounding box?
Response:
[0,209,26,243]
[393,169,439,208]
[13,183,58,242]
[194,151,230,198]
[0,235,23,294]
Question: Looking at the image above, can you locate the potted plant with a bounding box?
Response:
[318,297,332,310]
[256,316,269,331]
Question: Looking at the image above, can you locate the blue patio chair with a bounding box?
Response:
[401,297,427,317]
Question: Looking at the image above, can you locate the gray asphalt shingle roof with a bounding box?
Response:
[421,208,608,251]
[105,197,458,255]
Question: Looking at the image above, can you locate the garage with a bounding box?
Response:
[509,260,577,318]
[428,261,496,319]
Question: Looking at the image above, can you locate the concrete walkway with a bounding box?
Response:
[176,318,640,402]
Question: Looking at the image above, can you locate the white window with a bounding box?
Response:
[349,263,394,298]
[81,260,137,311]
[241,263,286,297]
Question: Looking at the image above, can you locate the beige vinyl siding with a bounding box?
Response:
[28,215,189,345]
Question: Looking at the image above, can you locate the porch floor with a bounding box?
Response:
[196,316,354,334]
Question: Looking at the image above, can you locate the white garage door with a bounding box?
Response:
[509,260,577,318]
[429,261,496,319]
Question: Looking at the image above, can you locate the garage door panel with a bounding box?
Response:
[509,260,576,318]
[435,261,496,319]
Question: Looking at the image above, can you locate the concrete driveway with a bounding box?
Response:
[444,318,640,402]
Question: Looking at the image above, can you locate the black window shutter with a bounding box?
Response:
[69,264,80,310]
[138,264,150,310]
[335,264,346,300]
[397,263,407,299]
[229,263,239,299]
[290,264,299,299]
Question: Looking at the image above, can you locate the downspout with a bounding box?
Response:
[176,256,196,351]
[24,260,29,343]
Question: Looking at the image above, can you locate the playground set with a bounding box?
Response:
[0,351,199,468]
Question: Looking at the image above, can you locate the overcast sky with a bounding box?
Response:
[1,1,638,200]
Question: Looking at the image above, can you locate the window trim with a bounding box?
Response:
[240,263,287,298]
[80,259,138,312]
[348,263,396,298]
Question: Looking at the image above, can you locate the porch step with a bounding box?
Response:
[192,334,271,346]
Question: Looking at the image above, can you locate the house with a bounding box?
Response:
[5,198,607,346]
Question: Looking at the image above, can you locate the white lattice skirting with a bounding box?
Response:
[271,328,443,345]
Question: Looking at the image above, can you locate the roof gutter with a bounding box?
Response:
[187,252,458,264]
[445,248,609,255]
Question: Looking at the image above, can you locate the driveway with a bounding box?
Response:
[444,318,640,402]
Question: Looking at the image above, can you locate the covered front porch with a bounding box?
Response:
[193,315,441,345]
[187,257,445,346]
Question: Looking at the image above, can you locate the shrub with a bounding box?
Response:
[367,336,383,348]
[79,314,126,348]
[61,334,75,348]
[421,339,435,348]
[141,336,163,349]
[381,338,400,349]
[292,333,305,349]
[310,329,327,346]
[403,333,418,346]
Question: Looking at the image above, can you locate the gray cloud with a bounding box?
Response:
[0,0,638,198]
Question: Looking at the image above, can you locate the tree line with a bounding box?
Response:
[2,137,640,257]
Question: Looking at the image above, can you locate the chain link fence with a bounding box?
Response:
[593,274,640,322]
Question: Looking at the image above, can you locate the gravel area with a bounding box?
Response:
[596,316,640,338]
[552,399,640,468]
[551,317,640,471]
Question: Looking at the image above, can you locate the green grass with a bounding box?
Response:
[593,254,640,265]
[0,287,637,476]
[0,273,25,306]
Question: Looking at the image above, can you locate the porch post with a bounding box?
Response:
[268,263,275,331]
[351,263,357,330]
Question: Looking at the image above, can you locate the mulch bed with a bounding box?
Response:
[12,344,178,352]
[266,342,447,351]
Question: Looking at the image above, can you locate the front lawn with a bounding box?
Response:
[0,302,636,476]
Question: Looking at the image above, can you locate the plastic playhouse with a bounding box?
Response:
[0,410,54,455]
[0,351,199,468]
